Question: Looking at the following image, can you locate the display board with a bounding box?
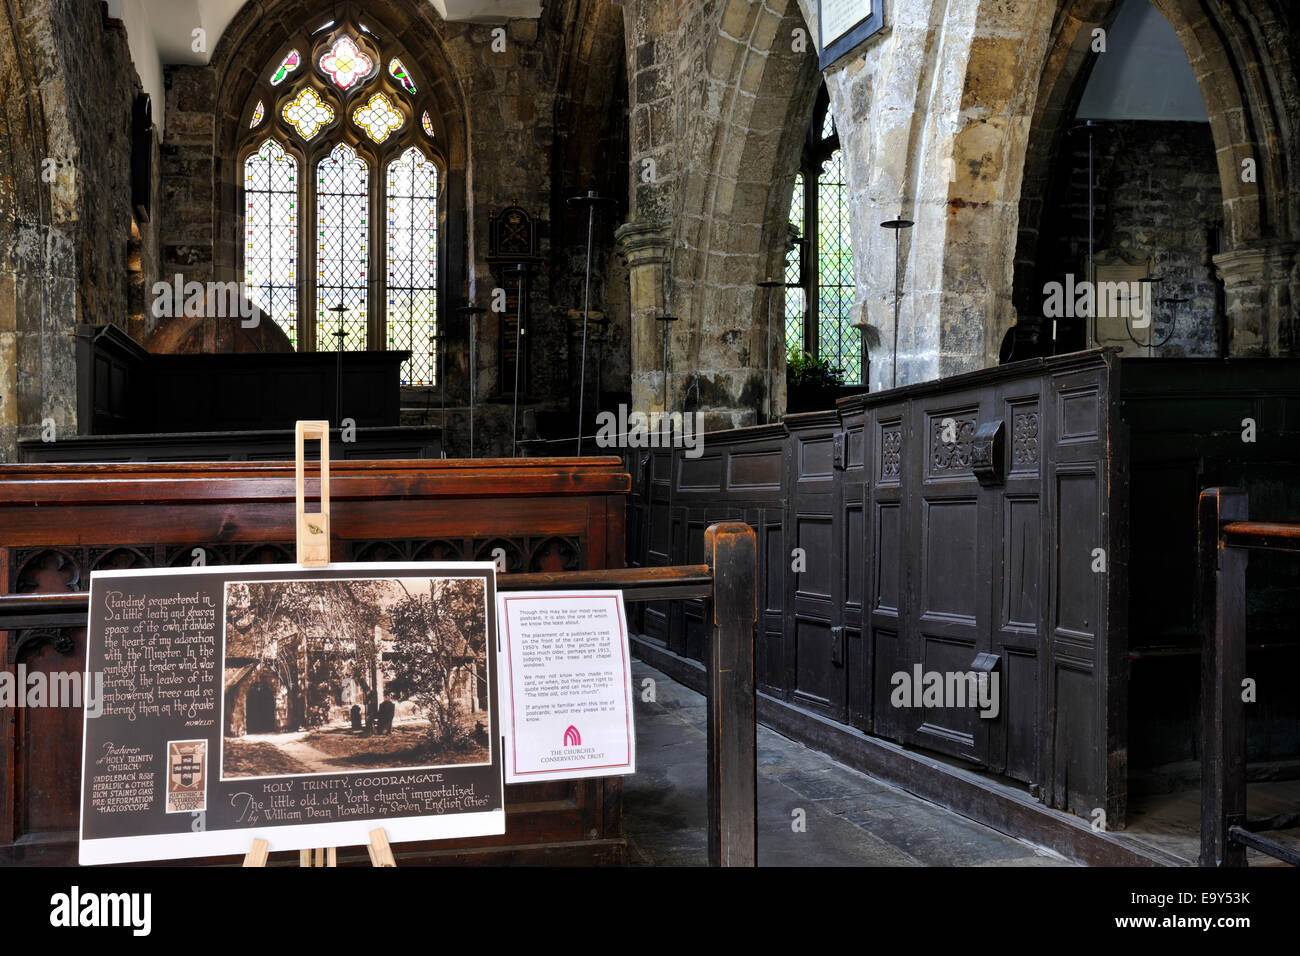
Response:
[818,0,884,69]
[79,562,503,865]
[496,591,635,783]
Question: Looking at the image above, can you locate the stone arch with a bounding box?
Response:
[619,0,820,426]
[1009,0,1300,357]
[205,0,471,303]
[936,0,1062,372]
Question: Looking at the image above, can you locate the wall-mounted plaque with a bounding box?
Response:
[79,562,503,865]
[489,204,540,260]
[818,0,885,70]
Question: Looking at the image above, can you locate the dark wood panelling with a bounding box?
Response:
[628,351,1135,826]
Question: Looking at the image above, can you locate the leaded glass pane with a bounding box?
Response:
[282,87,334,140]
[244,140,298,347]
[316,144,369,353]
[816,148,859,384]
[389,58,417,94]
[319,35,373,90]
[270,49,300,86]
[785,171,805,358]
[353,92,403,144]
[385,146,438,386]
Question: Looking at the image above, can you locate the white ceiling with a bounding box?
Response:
[106,0,543,130]
[1076,0,1208,122]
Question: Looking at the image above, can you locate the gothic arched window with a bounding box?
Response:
[785,85,860,384]
[240,16,445,385]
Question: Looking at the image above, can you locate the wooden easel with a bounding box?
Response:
[241,420,396,868]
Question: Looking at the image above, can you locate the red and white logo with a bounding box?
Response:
[563,725,581,747]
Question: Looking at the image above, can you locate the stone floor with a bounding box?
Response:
[625,660,1074,867]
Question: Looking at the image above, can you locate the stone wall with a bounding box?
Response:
[0,0,156,461]
[1042,120,1225,356]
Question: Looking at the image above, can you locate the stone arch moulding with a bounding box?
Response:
[1013,0,1299,357]
[940,0,1062,372]
[619,0,819,427]
[204,0,471,314]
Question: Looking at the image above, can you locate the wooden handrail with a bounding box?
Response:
[1220,520,1300,552]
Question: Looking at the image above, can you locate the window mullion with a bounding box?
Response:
[304,157,318,353]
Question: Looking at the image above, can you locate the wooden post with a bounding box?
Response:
[1198,487,1249,867]
[295,421,331,568]
[367,828,396,867]
[243,838,269,867]
[704,522,757,867]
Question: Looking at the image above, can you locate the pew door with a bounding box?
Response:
[785,412,847,722]
[899,387,999,765]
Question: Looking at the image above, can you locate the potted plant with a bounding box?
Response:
[785,346,847,413]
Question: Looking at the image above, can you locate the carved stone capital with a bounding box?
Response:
[615,219,672,267]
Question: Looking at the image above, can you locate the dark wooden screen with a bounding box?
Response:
[630,351,1127,823]
[0,457,628,865]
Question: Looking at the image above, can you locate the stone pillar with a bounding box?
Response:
[616,218,672,413]
[1213,242,1299,357]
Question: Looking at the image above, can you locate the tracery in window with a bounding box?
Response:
[282,87,335,140]
[319,35,373,90]
[238,16,445,377]
[389,59,417,94]
[271,49,300,86]
[353,92,404,143]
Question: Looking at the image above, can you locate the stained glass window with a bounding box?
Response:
[786,86,862,385]
[385,147,439,385]
[241,27,443,385]
[282,87,334,140]
[389,58,417,94]
[316,144,369,353]
[244,140,298,346]
[270,49,300,86]
[353,92,404,144]
[319,35,373,90]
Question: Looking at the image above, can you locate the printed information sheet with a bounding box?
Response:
[79,562,504,865]
[496,591,635,783]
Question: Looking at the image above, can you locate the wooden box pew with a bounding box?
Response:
[0,457,629,865]
[628,350,1300,831]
